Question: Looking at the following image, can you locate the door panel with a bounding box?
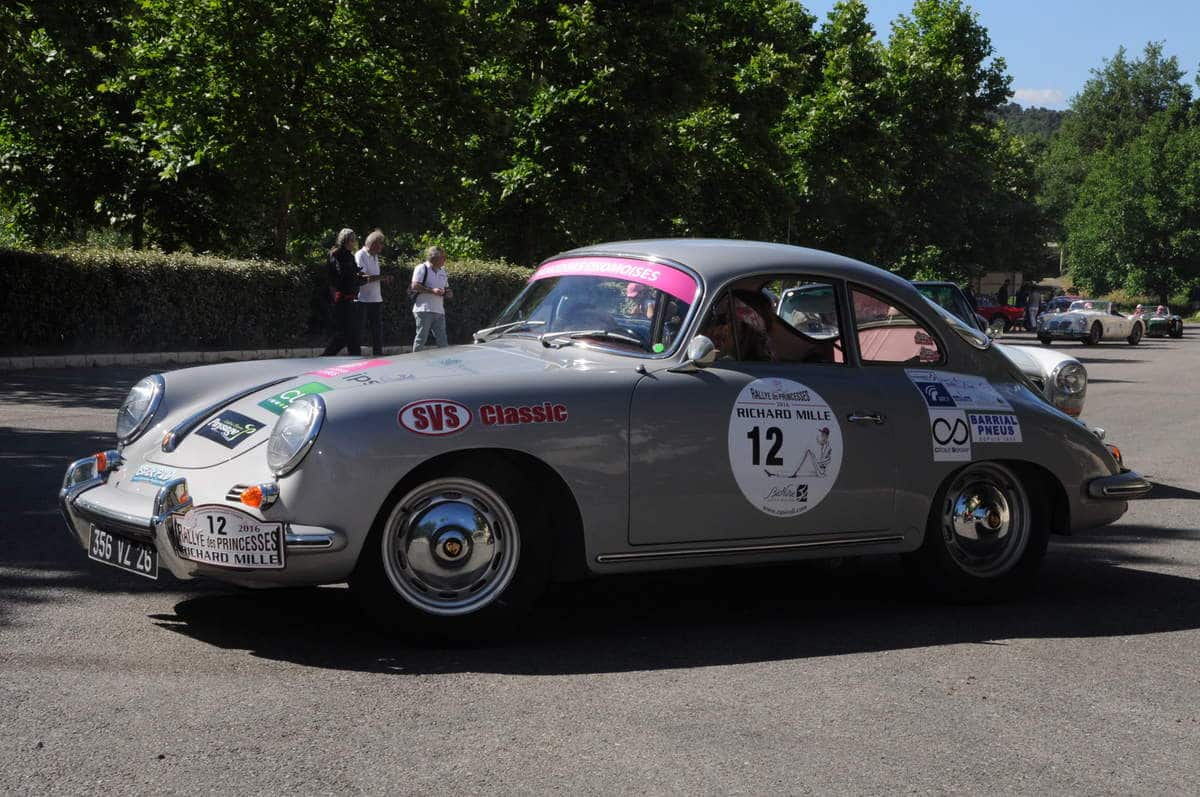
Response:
[628,362,897,545]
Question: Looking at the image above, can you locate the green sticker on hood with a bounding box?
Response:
[258,381,333,415]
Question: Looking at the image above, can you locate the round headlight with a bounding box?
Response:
[116,375,165,445]
[267,394,325,476]
[1055,361,1087,395]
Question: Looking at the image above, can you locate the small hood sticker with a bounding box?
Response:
[195,410,266,449]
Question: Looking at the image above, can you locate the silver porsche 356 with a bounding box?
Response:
[59,240,1151,629]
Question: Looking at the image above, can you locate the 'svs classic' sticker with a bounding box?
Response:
[195,410,265,448]
[398,399,471,436]
[728,378,843,517]
[258,382,332,415]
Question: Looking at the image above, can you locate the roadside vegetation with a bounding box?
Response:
[1,0,1197,353]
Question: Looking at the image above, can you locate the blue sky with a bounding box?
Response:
[802,1,1200,109]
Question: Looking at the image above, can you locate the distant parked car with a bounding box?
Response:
[975,295,1028,332]
[1133,305,1184,338]
[1037,300,1146,346]
[1036,296,1074,325]
[909,282,1091,417]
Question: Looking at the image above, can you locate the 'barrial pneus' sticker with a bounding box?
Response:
[728,378,843,517]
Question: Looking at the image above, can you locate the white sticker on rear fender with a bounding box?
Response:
[929,409,972,461]
[728,378,843,517]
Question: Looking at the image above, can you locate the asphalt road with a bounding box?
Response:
[2,333,1198,794]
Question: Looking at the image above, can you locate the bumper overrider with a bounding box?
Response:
[1087,469,1154,499]
[59,451,345,584]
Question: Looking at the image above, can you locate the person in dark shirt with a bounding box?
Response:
[322,228,364,356]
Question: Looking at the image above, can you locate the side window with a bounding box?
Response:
[851,286,943,365]
[698,276,844,364]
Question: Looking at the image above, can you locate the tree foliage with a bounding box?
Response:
[1041,42,1199,300]
[1,0,1045,277]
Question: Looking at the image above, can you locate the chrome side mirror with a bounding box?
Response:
[670,335,717,373]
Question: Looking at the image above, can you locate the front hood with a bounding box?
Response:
[143,341,625,469]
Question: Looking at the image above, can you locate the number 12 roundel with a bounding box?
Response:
[727,378,843,517]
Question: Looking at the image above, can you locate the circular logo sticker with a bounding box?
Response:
[728,378,843,517]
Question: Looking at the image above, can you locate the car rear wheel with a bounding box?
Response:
[1084,322,1102,345]
[351,460,550,634]
[1127,324,1142,345]
[903,462,1048,602]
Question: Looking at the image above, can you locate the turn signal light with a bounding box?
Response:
[240,485,264,508]
[94,452,107,473]
[1106,444,1123,467]
[237,482,279,510]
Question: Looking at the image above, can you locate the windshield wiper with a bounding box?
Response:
[473,319,545,343]
[540,329,647,350]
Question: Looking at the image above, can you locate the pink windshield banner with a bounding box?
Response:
[530,257,698,303]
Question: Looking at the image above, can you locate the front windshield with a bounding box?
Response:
[1069,300,1098,312]
[490,256,699,353]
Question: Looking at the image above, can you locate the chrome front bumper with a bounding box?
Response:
[59,453,347,584]
[1088,469,1153,499]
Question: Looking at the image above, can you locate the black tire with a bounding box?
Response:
[1038,337,1052,345]
[1084,322,1102,345]
[999,318,1011,333]
[1171,322,1183,338]
[903,462,1049,602]
[1127,323,1142,345]
[350,456,551,637]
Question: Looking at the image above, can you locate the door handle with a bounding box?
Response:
[847,412,886,425]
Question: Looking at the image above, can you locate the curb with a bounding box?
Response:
[0,346,414,372]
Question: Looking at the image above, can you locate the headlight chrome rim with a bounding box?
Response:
[267,394,325,477]
[116,374,165,446]
[1053,361,1088,396]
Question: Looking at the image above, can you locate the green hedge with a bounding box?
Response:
[0,248,533,354]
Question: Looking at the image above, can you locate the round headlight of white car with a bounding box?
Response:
[1055,361,1087,395]
[116,374,165,445]
[267,394,325,476]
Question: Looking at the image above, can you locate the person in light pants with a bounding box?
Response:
[411,246,451,352]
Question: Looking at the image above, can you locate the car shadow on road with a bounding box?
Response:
[148,525,1200,676]
[1145,482,1200,501]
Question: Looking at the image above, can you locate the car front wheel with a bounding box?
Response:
[903,462,1048,602]
[1171,322,1184,338]
[1127,324,1143,345]
[1084,322,1102,345]
[351,461,550,634]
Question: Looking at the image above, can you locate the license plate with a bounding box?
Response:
[171,505,286,569]
[88,526,158,580]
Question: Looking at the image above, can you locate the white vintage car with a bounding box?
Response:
[1037,300,1145,346]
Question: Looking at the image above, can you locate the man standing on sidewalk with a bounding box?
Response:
[411,245,452,352]
[356,229,392,356]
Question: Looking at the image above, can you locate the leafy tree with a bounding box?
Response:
[453,0,818,263]
[1065,110,1200,303]
[1040,43,1192,230]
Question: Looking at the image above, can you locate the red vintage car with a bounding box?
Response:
[975,295,1028,331]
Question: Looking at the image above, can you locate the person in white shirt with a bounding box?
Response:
[411,245,452,351]
[355,229,391,355]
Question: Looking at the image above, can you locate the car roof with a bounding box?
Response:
[551,239,914,295]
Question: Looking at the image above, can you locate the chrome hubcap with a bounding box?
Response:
[381,478,520,616]
[941,465,1029,578]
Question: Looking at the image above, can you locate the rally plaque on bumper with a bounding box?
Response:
[171,505,285,569]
